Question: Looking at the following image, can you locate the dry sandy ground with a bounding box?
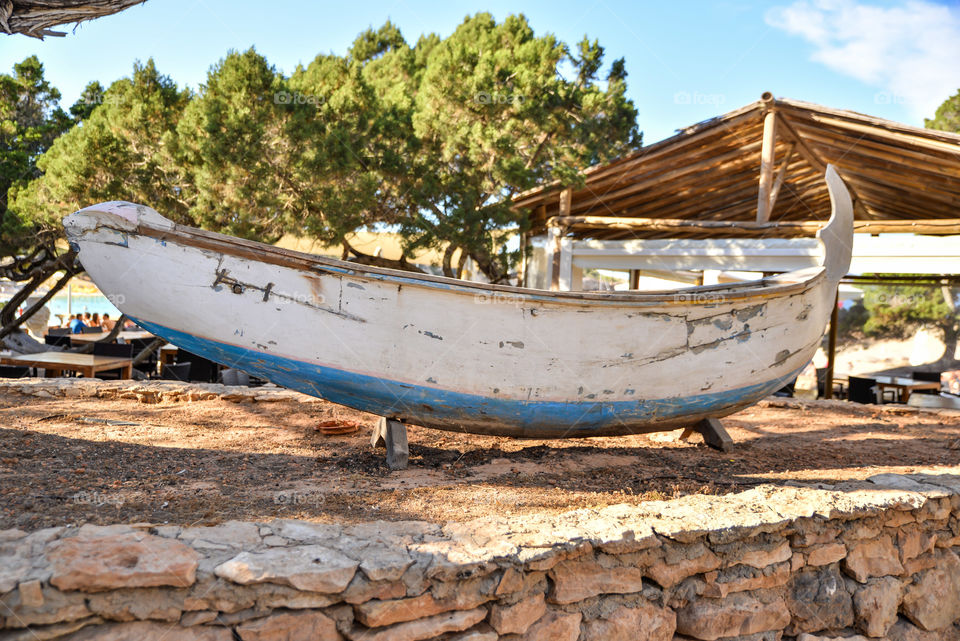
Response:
[1,390,959,530]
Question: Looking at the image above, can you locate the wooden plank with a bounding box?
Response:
[767,142,796,216]
[548,215,824,238]
[550,215,960,239]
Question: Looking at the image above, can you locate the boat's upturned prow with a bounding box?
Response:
[63,167,853,438]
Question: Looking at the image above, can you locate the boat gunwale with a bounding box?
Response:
[111,219,827,306]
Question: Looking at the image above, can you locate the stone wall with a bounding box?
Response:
[2,473,960,641]
[0,378,313,405]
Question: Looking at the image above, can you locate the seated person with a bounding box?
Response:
[90,312,101,327]
[69,315,87,334]
[101,313,116,332]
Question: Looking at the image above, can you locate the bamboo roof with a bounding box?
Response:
[513,94,960,240]
[1,0,144,38]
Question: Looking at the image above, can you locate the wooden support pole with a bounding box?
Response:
[518,231,527,288]
[548,227,561,292]
[550,188,573,292]
[824,289,839,400]
[629,269,640,289]
[757,107,778,222]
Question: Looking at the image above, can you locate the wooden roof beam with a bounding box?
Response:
[776,112,878,220]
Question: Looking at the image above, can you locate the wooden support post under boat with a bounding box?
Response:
[756,96,778,223]
[371,417,409,470]
[679,418,734,452]
[629,269,640,289]
[825,289,839,400]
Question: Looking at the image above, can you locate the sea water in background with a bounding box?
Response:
[45,292,121,321]
[0,281,121,325]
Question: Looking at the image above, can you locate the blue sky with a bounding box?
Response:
[2,0,959,142]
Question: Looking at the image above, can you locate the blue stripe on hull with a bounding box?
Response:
[134,318,803,438]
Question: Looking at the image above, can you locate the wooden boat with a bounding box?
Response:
[63,166,853,438]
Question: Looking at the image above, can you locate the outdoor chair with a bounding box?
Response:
[128,338,159,377]
[0,365,30,378]
[44,335,72,348]
[81,326,103,334]
[911,371,942,395]
[92,342,133,358]
[175,349,219,383]
[47,327,71,336]
[847,376,878,404]
[92,342,134,380]
[160,362,192,382]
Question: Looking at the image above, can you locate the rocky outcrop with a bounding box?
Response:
[2,473,960,640]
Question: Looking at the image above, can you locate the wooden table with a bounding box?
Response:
[873,376,942,404]
[0,352,134,379]
[67,330,155,345]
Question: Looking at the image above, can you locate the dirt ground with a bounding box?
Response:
[1,389,959,530]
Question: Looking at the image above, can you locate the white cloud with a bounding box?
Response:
[766,0,960,120]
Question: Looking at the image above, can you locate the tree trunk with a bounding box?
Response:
[441,244,458,278]
[468,248,510,284]
[0,251,80,342]
[0,265,53,328]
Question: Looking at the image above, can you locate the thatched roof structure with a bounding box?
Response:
[513,93,960,241]
[0,0,144,38]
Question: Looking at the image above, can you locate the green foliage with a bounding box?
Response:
[926,88,960,133]
[861,279,954,337]
[9,60,192,234]
[69,81,105,121]
[357,13,640,279]
[0,55,73,254]
[14,14,641,282]
[177,48,296,242]
[836,300,868,338]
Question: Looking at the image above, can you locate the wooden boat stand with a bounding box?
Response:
[679,418,734,452]
[371,416,732,471]
[371,417,410,470]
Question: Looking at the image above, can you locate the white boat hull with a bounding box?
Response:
[63,169,853,438]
